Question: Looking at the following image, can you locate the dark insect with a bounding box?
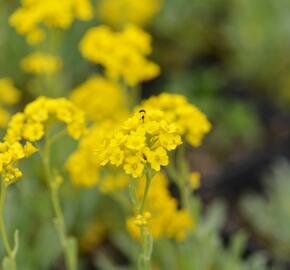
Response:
[139,109,146,122]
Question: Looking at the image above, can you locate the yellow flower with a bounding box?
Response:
[98,0,161,27]
[24,142,38,157]
[79,24,160,86]
[141,93,212,147]
[20,52,62,75]
[109,147,124,166]
[0,141,36,184]
[124,155,145,178]
[5,96,86,144]
[0,78,21,128]
[99,174,129,193]
[22,121,44,141]
[146,147,168,171]
[0,78,21,105]
[70,76,128,122]
[189,172,201,191]
[66,122,117,187]
[126,130,146,150]
[127,173,193,240]
[96,109,182,178]
[10,0,93,44]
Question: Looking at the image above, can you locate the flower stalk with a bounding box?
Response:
[0,180,17,270]
[138,168,153,270]
[41,136,77,270]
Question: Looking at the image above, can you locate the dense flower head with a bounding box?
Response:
[0,78,21,128]
[141,93,212,147]
[95,109,182,178]
[5,96,86,144]
[21,52,62,75]
[79,24,160,86]
[10,0,93,44]
[127,173,193,240]
[66,122,116,187]
[0,141,37,183]
[98,0,161,27]
[70,76,127,122]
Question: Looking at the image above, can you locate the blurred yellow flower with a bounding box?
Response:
[141,93,212,147]
[98,0,161,27]
[80,24,160,86]
[20,52,62,75]
[66,122,115,187]
[127,173,193,240]
[10,0,93,44]
[0,78,21,128]
[70,76,127,122]
[189,172,201,191]
[80,220,106,253]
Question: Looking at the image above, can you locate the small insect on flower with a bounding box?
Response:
[139,109,146,122]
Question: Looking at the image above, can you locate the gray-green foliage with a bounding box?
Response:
[241,160,290,260]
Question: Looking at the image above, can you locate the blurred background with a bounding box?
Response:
[1,0,290,269]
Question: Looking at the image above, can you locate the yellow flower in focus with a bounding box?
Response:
[96,109,182,178]
[70,76,127,122]
[98,0,161,27]
[0,141,36,183]
[142,93,212,147]
[5,96,86,144]
[146,147,168,171]
[21,52,62,75]
[0,78,21,128]
[80,24,160,86]
[189,172,201,191]
[127,173,193,240]
[10,0,93,44]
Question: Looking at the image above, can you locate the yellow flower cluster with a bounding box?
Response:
[96,109,182,178]
[66,122,115,187]
[98,0,161,27]
[127,173,193,240]
[5,96,86,144]
[134,211,151,226]
[0,78,21,128]
[21,52,62,75]
[10,0,93,44]
[0,141,37,183]
[142,93,212,147]
[80,25,160,86]
[70,76,127,123]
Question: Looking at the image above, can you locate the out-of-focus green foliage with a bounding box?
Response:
[225,0,290,105]
[94,201,270,270]
[163,69,264,153]
[241,161,290,261]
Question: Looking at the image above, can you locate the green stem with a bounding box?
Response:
[176,144,190,209]
[138,169,153,270]
[0,180,17,270]
[139,170,152,215]
[41,137,77,270]
[0,180,13,256]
